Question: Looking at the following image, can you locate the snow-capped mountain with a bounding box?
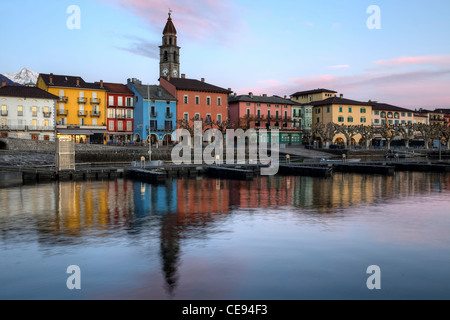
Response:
[0,74,21,86]
[4,67,39,85]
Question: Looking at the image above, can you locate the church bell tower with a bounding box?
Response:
[160,11,180,79]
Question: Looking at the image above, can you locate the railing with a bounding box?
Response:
[116,114,126,119]
[78,97,88,104]
[58,96,68,103]
[90,111,101,117]
[28,126,54,131]
[17,111,23,116]
[150,112,158,118]
[0,125,53,131]
[57,109,69,116]
[43,112,52,118]
[78,111,87,116]
[166,113,173,118]
[1,111,8,116]
[90,98,101,105]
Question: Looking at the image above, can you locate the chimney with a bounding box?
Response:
[284,95,287,99]
[1,81,6,88]
[234,93,237,97]
[340,94,343,98]
[262,94,267,97]
[49,73,54,85]
[201,78,205,83]
[181,74,186,79]
[100,80,104,88]
[76,77,80,87]
[249,92,254,98]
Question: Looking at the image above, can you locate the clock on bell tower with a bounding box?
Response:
[160,10,180,79]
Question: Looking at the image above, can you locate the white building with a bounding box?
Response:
[0,84,58,141]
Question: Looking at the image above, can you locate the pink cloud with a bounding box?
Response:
[375,55,450,67]
[328,65,350,69]
[96,0,241,41]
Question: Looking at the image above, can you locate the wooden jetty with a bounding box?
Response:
[205,165,254,180]
[333,164,395,175]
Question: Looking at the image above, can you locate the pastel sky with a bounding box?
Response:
[1,0,450,109]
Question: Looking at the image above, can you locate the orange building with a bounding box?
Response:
[160,75,231,129]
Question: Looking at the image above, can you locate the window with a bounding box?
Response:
[108,108,115,118]
[127,121,132,131]
[267,104,271,107]
[135,96,139,103]
[184,95,188,104]
[361,108,366,114]
[205,114,212,123]
[79,118,84,126]
[151,106,156,118]
[339,106,343,112]
[327,107,330,113]
[381,112,386,118]
[195,96,200,105]
[257,110,261,118]
[195,113,200,120]
[256,103,261,107]
[348,107,352,113]
[218,97,222,106]
[374,119,380,124]
[293,109,296,117]
[267,110,271,118]
[246,102,251,106]
[348,117,354,123]
[361,117,366,123]
[150,120,157,131]
[183,113,189,121]
[276,111,279,118]
[109,96,114,106]
[32,135,38,141]
[247,109,250,117]
[338,116,344,122]
[165,121,172,131]
[401,112,406,117]
[126,97,133,107]
[217,114,222,124]
[284,111,288,119]
[118,97,123,107]
[127,109,133,119]
[408,113,412,117]
[92,118,97,126]
[44,120,49,127]
[108,120,115,131]
[317,117,320,123]
[275,105,279,108]
[17,106,23,116]
[374,111,379,115]
[207,97,211,106]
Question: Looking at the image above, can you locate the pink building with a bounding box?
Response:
[228,93,302,144]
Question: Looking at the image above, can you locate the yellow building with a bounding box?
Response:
[310,96,373,145]
[290,88,337,104]
[37,73,108,143]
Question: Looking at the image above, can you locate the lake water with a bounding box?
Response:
[0,172,449,300]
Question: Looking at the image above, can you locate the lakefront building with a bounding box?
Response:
[0,84,59,141]
[127,78,177,146]
[37,73,108,143]
[102,82,135,144]
[371,103,414,126]
[228,93,302,144]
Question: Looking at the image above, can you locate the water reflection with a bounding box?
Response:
[0,172,449,299]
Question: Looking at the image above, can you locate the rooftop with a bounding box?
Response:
[129,82,176,101]
[39,73,105,90]
[101,82,134,95]
[370,103,414,113]
[166,77,231,94]
[228,94,295,105]
[291,88,338,96]
[305,97,373,107]
[0,85,59,100]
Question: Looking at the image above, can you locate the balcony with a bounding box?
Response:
[116,114,126,119]
[1,110,8,116]
[43,112,52,118]
[90,111,101,117]
[150,112,158,118]
[58,96,68,103]
[17,111,23,116]
[28,126,53,132]
[165,113,173,119]
[57,109,69,116]
[78,110,87,117]
[90,98,101,105]
[78,97,88,104]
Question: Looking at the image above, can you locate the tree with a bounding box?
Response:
[312,122,338,148]
[397,123,417,149]
[416,123,440,150]
[376,124,398,150]
[356,125,377,149]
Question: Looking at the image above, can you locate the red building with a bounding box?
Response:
[160,75,231,130]
[103,83,135,144]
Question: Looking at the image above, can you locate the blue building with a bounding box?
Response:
[127,78,177,145]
